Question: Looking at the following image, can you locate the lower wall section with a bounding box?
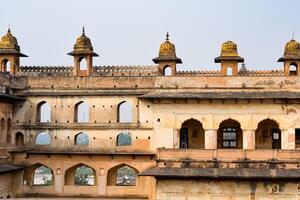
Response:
[0,173,13,199]
[156,179,300,200]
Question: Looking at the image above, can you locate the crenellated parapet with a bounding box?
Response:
[177,70,221,76]
[19,66,73,76]
[93,65,159,76]
[241,69,284,76]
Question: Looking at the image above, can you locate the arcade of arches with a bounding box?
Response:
[179,118,283,149]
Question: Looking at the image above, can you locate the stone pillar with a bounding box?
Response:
[54,168,64,194]
[205,129,217,149]
[97,169,106,195]
[243,129,255,149]
[281,128,295,150]
[173,129,180,148]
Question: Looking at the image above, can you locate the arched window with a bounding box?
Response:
[74,132,89,145]
[227,67,232,76]
[217,119,242,149]
[255,119,281,149]
[15,132,24,147]
[117,101,132,123]
[33,165,53,185]
[36,132,51,145]
[65,164,96,186]
[289,62,298,76]
[74,101,89,123]
[107,164,137,186]
[117,132,132,146]
[79,57,88,70]
[180,118,205,149]
[37,101,51,122]
[163,66,172,76]
[1,59,10,73]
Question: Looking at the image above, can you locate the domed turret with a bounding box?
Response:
[68,27,98,77]
[0,28,20,51]
[153,33,182,64]
[278,39,300,61]
[214,41,244,76]
[68,27,98,56]
[153,33,182,76]
[215,41,244,62]
[0,28,27,75]
[0,28,27,57]
[278,38,300,76]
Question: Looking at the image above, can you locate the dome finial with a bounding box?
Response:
[7,25,11,34]
[166,32,169,41]
[82,26,85,36]
[292,30,295,40]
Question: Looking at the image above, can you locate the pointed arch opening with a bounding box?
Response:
[217,119,243,149]
[79,57,88,70]
[36,132,51,145]
[65,164,96,186]
[23,164,53,186]
[179,118,204,149]
[74,101,89,123]
[15,132,24,147]
[117,101,132,123]
[227,67,233,76]
[255,119,281,149]
[163,65,172,76]
[107,164,138,186]
[74,132,89,145]
[1,59,10,73]
[37,101,51,123]
[117,132,132,146]
[289,62,298,76]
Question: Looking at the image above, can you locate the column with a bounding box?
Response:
[97,168,106,195]
[243,129,255,149]
[54,168,64,194]
[281,128,295,150]
[205,129,217,149]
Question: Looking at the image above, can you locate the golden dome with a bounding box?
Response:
[284,39,300,55]
[153,33,182,64]
[220,41,238,57]
[73,27,93,51]
[68,27,98,57]
[159,33,176,57]
[0,28,20,51]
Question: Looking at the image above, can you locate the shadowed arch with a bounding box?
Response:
[217,118,243,149]
[107,164,138,186]
[15,132,24,147]
[23,163,54,186]
[255,118,281,149]
[180,118,204,149]
[65,163,96,186]
[289,62,298,76]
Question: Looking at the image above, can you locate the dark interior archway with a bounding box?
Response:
[179,118,204,149]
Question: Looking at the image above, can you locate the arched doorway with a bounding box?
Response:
[217,119,243,149]
[15,132,24,147]
[255,119,281,149]
[179,119,204,149]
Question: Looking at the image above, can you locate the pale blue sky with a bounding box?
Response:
[1,0,300,71]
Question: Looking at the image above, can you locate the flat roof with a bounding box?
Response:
[139,91,300,99]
